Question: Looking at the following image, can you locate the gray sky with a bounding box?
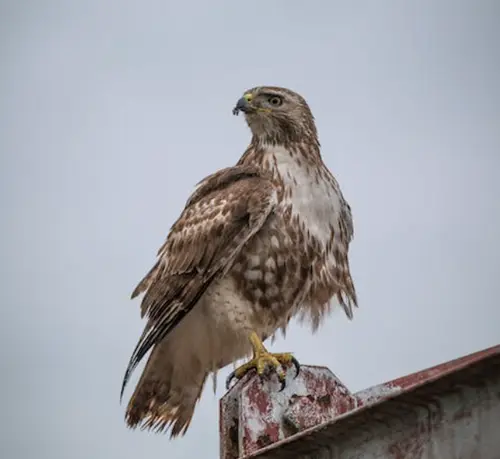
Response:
[1,1,499,458]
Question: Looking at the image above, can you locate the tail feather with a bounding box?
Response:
[125,337,208,437]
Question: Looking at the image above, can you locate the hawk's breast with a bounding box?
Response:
[230,146,344,330]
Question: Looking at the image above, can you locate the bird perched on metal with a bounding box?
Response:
[121,86,357,437]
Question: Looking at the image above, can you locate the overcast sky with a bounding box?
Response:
[1,1,499,458]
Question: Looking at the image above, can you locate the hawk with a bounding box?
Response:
[121,86,357,437]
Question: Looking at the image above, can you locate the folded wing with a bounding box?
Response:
[121,165,277,398]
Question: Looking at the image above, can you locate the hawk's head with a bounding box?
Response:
[233,86,318,145]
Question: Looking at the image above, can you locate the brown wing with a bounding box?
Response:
[120,165,277,398]
[334,198,357,319]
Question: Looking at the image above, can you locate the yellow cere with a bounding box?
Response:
[243,92,271,113]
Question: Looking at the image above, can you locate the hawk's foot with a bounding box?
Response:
[226,332,300,391]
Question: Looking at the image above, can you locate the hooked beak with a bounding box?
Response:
[232,95,253,115]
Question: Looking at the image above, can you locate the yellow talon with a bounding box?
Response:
[226,332,300,390]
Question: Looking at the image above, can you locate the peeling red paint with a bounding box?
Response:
[246,380,271,414]
[220,344,500,459]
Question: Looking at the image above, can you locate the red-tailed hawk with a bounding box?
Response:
[121,86,357,437]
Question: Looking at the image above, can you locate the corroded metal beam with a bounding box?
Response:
[220,345,500,459]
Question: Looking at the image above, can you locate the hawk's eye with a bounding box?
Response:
[268,96,283,107]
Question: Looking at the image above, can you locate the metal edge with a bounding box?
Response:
[242,344,500,458]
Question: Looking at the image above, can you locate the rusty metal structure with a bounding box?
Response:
[220,344,500,459]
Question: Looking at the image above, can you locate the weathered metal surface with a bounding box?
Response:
[220,345,500,459]
[221,366,357,457]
